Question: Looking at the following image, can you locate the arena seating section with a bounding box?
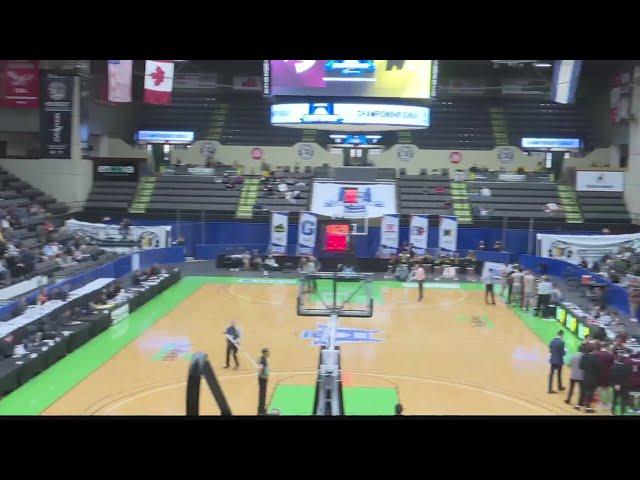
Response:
[502,99,594,149]
[85,181,138,213]
[576,191,631,224]
[255,172,312,213]
[397,175,455,216]
[147,176,240,214]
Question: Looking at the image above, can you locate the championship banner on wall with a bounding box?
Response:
[64,219,172,250]
[576,170,624,192]
[107,60,133,103]
[40,73,73,158]
[297,212,318,256]
[409,215,429,255]
[438,216,458,252]
[380,214,400,255]
[311,181,397,218]
[1,60,40,108]
[537,232,640,265]
[269,212,289,255]
[144,60,174,105]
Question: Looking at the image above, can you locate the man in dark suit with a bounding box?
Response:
[580,344,603,413]
[610,353,632,416]
[548,330,566,393]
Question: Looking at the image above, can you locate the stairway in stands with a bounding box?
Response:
[490,107,509,146]
[235,178,260,219]
[128,177,156,214]
[206,103,229,141]
[557,185,584,223]
[397,131,413,144]
[302,129,317,143]
[450,182,473,224]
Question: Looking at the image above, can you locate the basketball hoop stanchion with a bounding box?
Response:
[297,272,373,416]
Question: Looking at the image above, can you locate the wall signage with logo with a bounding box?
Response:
[40,73,73,158]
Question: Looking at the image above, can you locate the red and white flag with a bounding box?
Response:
[107,60,133,103]
[144,60,174,104]
[232,75,261,91]
[1,60,40,108]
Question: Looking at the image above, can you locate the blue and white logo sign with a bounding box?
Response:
[297,212,318,256]
[301,324,383,346]
[311,181,397,219]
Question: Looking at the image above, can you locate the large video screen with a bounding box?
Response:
[267,60,437,99]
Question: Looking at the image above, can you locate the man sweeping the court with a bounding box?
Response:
[224,320,241,369]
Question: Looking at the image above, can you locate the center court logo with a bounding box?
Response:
[301,324,383,346]
[153,342,193,361]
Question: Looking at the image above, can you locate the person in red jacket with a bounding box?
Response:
[594,342,614,409]
[629,286,640,322]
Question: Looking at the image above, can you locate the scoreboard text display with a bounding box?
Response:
[324,223,350,253]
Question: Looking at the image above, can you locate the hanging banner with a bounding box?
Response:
[537,232,640,265]
[232,75,261,91]
[64,219,172,251]
[438,216,458,251]
[1,60,40,108]
[269,212,289,255]
[144,60,174,105]
[40,73,73,159]
[107,60,133,103]
[297,212,318,256]
[409,215,429,255]
[311,181,397,218]
[380,214,400,255]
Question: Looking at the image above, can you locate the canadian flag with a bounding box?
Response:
[144,60,174,104]
[108,60,132,103]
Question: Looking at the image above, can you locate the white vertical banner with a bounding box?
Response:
[269,211,289,255]
[297,212,318,256]
[107,60,133,103]
[409,215,429,255]
[131,252,140,272]
[438,215,458,252]
[380,214,400,255]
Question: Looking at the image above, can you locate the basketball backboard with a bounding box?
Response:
[297,272,373,318]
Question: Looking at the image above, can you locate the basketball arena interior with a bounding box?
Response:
[0,59,639,417]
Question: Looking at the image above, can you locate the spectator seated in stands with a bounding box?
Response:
[493,240,503,252]
[173,235,186,246]
[226,182,235,189]
[434,185,446,194]
[36,287,48,306]
[263,255,279,273]
[0,335,15,359]
[42,220,54,234]
[277,182,288,193]
[88,290,108,311]
[56,251,74,267]
[480,186,492,197]
[42,241,60,259]
[28,203,44,216]
[250,250,263,271]
[119,218,132,238]
[544,202,562,215]
[0,258,9,284]
[149,264,162,276]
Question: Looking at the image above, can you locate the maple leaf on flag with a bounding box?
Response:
[151,66,165,86]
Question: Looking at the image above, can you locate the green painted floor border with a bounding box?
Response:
[0,277,212,415]
[0,275,486,415]
[269,384,398,415]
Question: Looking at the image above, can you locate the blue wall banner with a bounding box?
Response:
[269,212,289,255]
[439,216,458,251]
[297,212,318,256]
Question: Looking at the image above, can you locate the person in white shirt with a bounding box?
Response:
[481,267,497,305]
[414,264,426,301]
[522,270,537,311]
[480,187,492,197]
[537,276,554,317]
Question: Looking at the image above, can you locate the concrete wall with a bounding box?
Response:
[0,158,93,207]
[0,108,39,132]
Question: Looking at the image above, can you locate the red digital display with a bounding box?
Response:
[325,223,350,252]
[344,188,358,204]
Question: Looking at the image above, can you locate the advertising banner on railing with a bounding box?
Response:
[297,212,318,256]
[537,232,640,265]
[64,219,172,251]
[380,214,400,255]
[409,215,429,255]
[311,181,397,218]
[269,212,289,255]
[438,216,458,252]
[576,170,624,192]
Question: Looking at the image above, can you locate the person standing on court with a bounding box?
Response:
[610,353,632,415]
[537,276,554,317]
[548,330,566,394]
[414,263,426,301]
[481,267,496,305]
[565,344,586,408]
[223,320,241,370]
[522,270,537,312]
[257,347,270,415]
[579,344,602,414]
